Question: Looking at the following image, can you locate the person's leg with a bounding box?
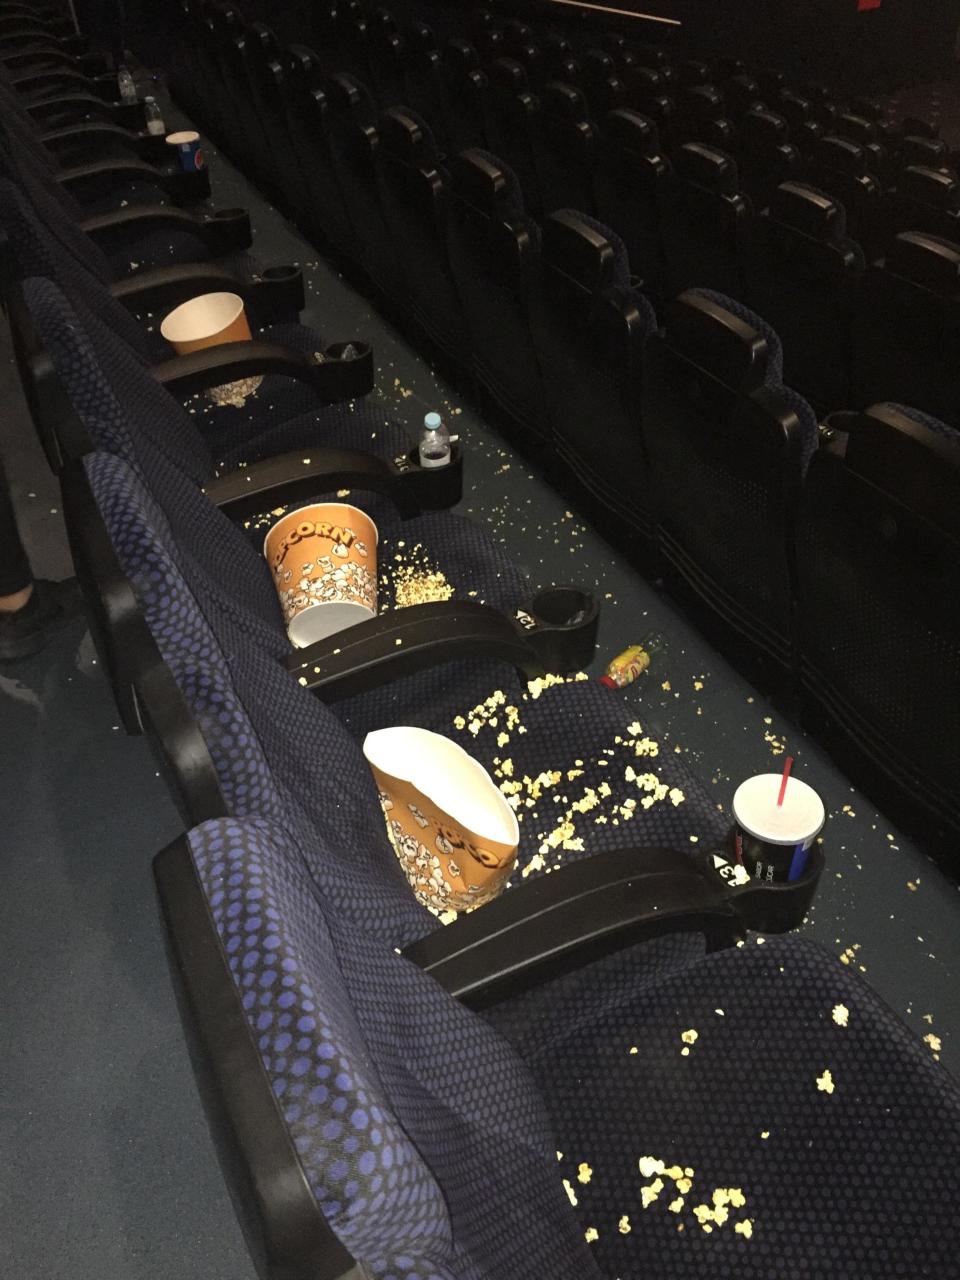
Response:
[0,457,82,662]
[0,457,34,612]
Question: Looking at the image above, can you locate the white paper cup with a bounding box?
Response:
[732,773,825,883]
[264,503,379,646]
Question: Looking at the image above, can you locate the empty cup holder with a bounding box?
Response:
[524,587,600,673]
[252,264,305,320]
[206,206,251,252]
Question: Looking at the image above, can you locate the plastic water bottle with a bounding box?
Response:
[418,411,451,469]
[144,96,166,136]
[117,65,137,104]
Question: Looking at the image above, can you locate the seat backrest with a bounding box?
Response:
[852,230,960,426]
[723,72,764,119]
[744,180,864,411]
[532,80,596,217]
[399,21,447,147]
[642,289,818,679]
[529,210,658,550]
[323,72,406,304]
[735,107,803,212]
[176,812,602,1279]
[807,134,885,257]
[375,107,466,363]
[447,147,548,450]
[441,37,488,154]
[481,57,543,217]
[796,402,960,839]
[888,163,960,241]
[661,142,752,298]
[280,46,358,258]
[592,108,670,304]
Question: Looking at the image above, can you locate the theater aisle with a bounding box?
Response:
[0,101,957,1279]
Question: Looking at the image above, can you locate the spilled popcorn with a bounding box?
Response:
[636,1157,753,1238]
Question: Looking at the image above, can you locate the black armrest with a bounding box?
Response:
[9,64,91,93]
[82,204,253,255]
[110,263,296,320]
[205,444,462,521]
[25,89,115,125]
[58,155,177,194]
[402,846,743,1009]
[43,120,168,163]
[285,588,600,701]
[151,340,373,403]
[153,835,363,1280]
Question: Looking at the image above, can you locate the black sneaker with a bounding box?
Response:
[0,578,84,663]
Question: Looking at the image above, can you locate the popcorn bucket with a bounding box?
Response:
[364,726,520,913]
[264,503,378,646]
[160,291,262,406]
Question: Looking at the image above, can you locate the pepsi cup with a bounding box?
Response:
[732,773,825,883]
[166,130,204,172]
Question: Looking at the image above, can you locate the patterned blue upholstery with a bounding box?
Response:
[187,815,960,1279]
[887,402,960,444]
[21,274,413,477]
[187,813,596,1280]
[0,178,359,447]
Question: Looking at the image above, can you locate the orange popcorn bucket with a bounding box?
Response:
[364,726,520,913]
[264,503,379,646]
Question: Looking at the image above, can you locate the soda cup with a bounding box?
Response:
[166,130,204,172]
[732,773,825,883]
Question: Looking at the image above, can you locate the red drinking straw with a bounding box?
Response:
[777,756,794,807]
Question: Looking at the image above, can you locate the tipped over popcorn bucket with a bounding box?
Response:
[364,726,520,913]
[160,291,262,406]
[264,502,379,646]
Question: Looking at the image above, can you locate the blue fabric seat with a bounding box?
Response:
[175,812,960,1278]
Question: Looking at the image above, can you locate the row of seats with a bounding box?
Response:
[120,2,960,856]
[3,4,960,1278]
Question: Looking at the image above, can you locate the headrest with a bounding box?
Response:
[505,19,533,47]
[378,107,437,164]
[900,135,949,168]
[490,57,527,91]
[724,74,763,109]
[542,210,630,292]
[604,108,661,157]
[815,135,868,176]
[678,142,741,197]
[770,181,848,241]
[445,37,479,70]
[286,43,320,79]
[406,22,436,51]
[717,54,746,78]
[680,83,724,120]
[330,72,378,121]
[368,6,396,32]
[667,289,782,392]
[897,165,960,212]
[741,106,789,147]
[636,43,670,67]
[680,58,711,86]
[543,80,588,121]
[902,114,939,140]
[886,231,960,292]
[778,88,813,121]
[844,404,960,534]
[583,48,616,77]
[542,32,572,58]
[450,147,524,215]
[629,65,663,97]
[837,112,876,145]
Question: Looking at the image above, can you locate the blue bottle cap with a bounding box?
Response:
[424,412,442,429]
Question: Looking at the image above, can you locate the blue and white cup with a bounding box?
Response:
[732,773,825,883]
[166,130,205,172]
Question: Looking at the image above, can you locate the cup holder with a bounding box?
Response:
[715,839,826,935]
[205,206,252,252]
[251,264,305,321]
[325,340,370,361]
[524,586,600,673]
[529,586,597,630]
